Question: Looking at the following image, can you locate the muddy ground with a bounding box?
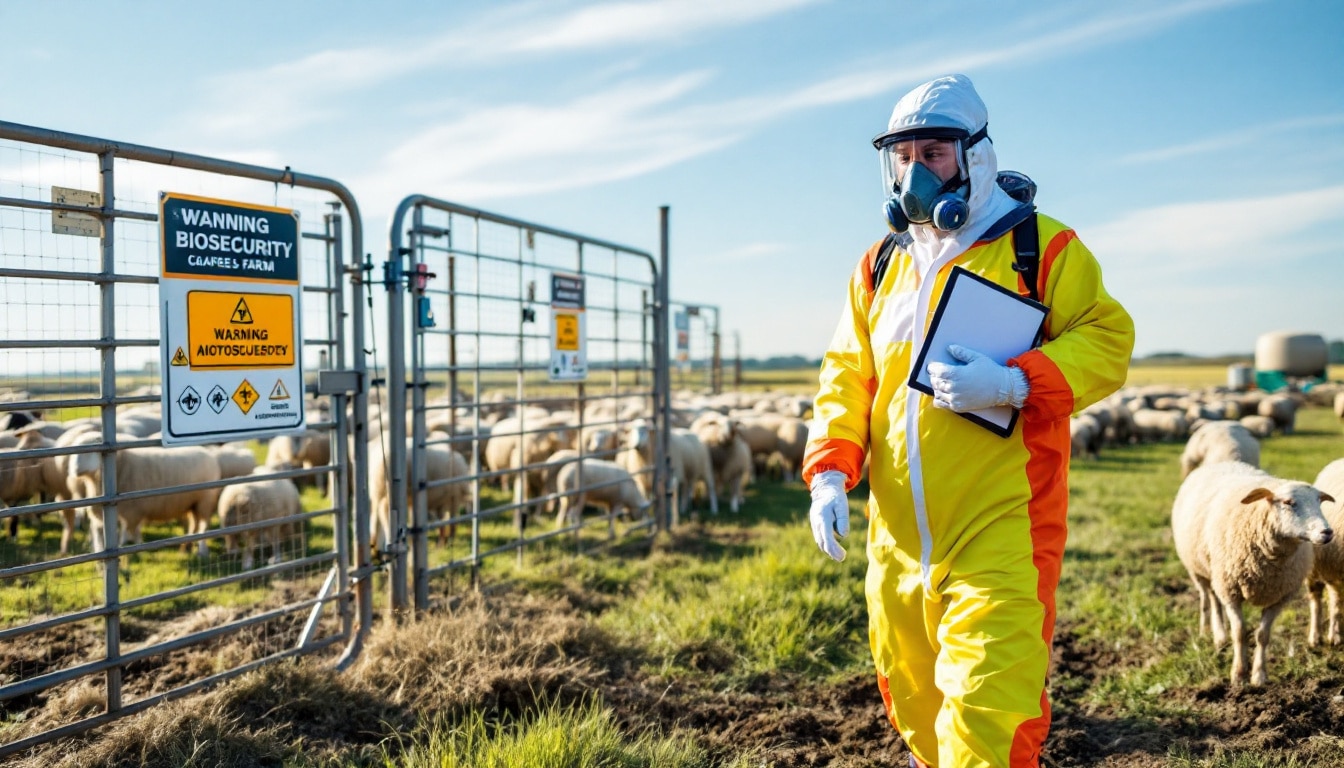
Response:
[5,526,1344,766]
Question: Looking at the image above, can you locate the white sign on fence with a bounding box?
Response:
[158,192,305,444]
[549,272,587,382]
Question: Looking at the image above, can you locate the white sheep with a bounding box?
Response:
[1306,459,1344,646]
[1171,461,1335,685]
[265,429,332,494]
[369,438,470,551]
[670,428,717,515]
[217,466,303,569]
[1334,391,1344,426]
[1239,414,1276,439]
[69,440,222,558]
[691,414,752,514]
[210,445,258,480]
[553,458,649,528]
[1130,408,1188,443]
[1179,421,1260,478]
[1257,394,1298,435]
[1070,414,1103,460]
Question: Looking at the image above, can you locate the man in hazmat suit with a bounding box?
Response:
[802,74,1134,767]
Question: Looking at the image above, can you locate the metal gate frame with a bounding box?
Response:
[0,121,373,758]
[384,197,672,613]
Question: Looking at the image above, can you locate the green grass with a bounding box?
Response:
[380,696,760,768]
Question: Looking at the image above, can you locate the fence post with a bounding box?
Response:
[657,207,674,531]
[386,221,410,616]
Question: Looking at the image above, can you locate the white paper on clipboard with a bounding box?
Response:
[908,266,1048,436]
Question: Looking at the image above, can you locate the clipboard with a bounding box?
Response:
[908,265,1048,437]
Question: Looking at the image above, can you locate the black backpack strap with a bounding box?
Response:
[870,233,900,295]
[1010,211,1041,302]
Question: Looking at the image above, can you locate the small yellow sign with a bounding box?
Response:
[187,291,294,368]
[554,313,579,351]
[232,379,259,414]
[170,347,189,366]
[269,379,290,400]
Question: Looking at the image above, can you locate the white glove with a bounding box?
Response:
[926,344,1029,413]
[809,470,850,562]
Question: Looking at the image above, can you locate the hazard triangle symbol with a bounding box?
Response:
[231,297,253,324]
[269,379,290,400]
[171,346,189,366]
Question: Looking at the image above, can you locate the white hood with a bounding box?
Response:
[888,75,1018,273]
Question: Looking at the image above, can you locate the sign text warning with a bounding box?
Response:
[187,290,295,368]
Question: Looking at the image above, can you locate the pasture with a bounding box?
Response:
[4,365,1344,766]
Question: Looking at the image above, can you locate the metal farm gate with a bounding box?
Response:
[382,197,671,612]
[0,122,374,757]
[670,300,723,395]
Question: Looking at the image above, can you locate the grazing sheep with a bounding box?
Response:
[210,445,258,480]
[1171,461,1334,686]
[69,441,222,558]
[553,458,649,528]
[670,428,717,515]
[265,429,332,494]
[217,467,303,569]
[484,414,570,501]
[1257,394,1298,436]
[369,438,470,551]
[1239,414,1276,439]
[692,414,752,514]
[1070,414,1103,460]
[1306,459,1344,646]
[1131,408,1188,443]
[1180,421,1260,478]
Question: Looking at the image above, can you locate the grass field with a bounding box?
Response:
[6,364,1344,766]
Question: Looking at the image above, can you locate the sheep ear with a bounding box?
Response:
[1322,492,1337,505]
[1240,488,1274,505]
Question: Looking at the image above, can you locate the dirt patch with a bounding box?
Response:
[10,583,1344,766]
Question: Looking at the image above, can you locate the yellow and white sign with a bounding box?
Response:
[548,272,587,382]
[159,192,305,445]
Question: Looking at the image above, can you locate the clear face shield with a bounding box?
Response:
[873,124,987,232]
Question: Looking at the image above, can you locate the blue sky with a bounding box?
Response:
[2,0,1341,360]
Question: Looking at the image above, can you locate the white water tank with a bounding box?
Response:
[1254,332,1328,376]
[1227,363,1254,391]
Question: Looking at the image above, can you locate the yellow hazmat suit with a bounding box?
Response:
[803,75,1134,768]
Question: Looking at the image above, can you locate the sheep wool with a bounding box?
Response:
[1171,461,1334,686]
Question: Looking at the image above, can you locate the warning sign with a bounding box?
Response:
[186,290,294,368]
[554,313,579,351]
[231,297,254,324]
[159,191,304,445]
[232,380,259,414]
[269,379,290,400]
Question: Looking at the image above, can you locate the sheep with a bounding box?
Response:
[1306,459,1344,646]
[69,441,222,558]
[264,429,332,494]
[217,466,303,570]
[1257,394,1298,436]
[1179,421,1260,478]
[1171,461,1334,686]
[1239,414,1276,439]
[1334,391,1344,425]
[484,414,570,495]
[210,445,258,480]
[553,458,649,528]
[1069,414,1103,460]
[691,414,752,513]
[1131,408,1188,443]
[369,438,471,551]
[670,428,717,515]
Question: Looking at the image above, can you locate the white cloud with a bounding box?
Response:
[180,0,825,143]
[1117,114,1344,165]
[1082,184,1344,275]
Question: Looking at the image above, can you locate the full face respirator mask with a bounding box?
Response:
[873,125,988,233]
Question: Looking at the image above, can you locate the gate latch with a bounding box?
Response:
[413,263,437,328]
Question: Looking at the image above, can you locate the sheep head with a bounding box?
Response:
[1242,484,1335,545]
